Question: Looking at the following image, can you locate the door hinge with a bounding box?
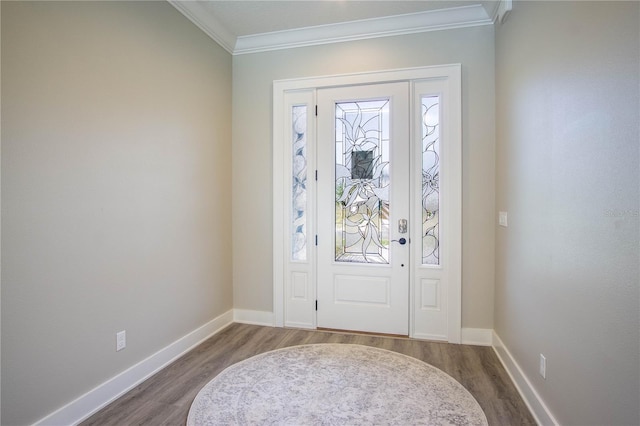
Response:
[315,170,318,181]
[315,300,318,311]
[315,235,318,246]
[315,105,318,116]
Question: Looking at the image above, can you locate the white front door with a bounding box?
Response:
[316,83,410,335]
[274,65,462,342]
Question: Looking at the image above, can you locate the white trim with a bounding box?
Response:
[274,65,460,93]
[492,331,560,426]
[273,85,285,328]
[168,3,493,56]
[168,0,236,54]
[33,310,234,426]
[445,69,463,344]
[486,0,501,22]
[461,328,493,346]
[494,0,513,24]
[412,333,448,342]
[234,6,492,55]
[233,309,275,327]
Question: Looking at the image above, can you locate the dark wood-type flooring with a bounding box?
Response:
[81,323,536,425]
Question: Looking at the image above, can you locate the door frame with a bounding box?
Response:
[272,65,462,342]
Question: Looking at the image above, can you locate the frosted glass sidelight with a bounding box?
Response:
[292,105,307,261]
[422,96,440,265]
[335,99,390,264]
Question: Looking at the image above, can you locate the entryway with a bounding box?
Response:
[273,65,462,342]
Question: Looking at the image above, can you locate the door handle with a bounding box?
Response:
[391,238,407,245]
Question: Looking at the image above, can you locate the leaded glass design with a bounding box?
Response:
[422,96,440,265]
[351,150,374,179]
[292,105,307,261]
[335,99,390,264]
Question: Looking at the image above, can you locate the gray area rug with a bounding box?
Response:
[187,344,488,425]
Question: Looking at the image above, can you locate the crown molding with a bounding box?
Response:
[168,0,236,54]
[168,2,493,56]
[491,0,512,24]
[234,5,492,55]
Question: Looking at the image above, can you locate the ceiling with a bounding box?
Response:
[169,0,504,54]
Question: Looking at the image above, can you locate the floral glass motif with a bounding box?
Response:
[422,96,440,265]
[335,99,390,264]
[292,105,307,261]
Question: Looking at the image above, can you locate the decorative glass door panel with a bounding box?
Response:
[421,96,440,265]
[334,99,390,264]
[317,83,409,336]
[291,105,308,261]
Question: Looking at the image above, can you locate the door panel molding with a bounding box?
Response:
[273,65,461,342]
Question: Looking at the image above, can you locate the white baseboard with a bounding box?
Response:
[233,309,275,326]
[411,332,447,342]
[492,331,559,426]
[34,309,234,426]
[31,318,550,426]
[461,328,493,346]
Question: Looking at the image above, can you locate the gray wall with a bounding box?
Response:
[1,2,233,424]
[494,2,639,425]
[232,26,497,329]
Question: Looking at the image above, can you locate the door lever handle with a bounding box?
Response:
[391,238,407,245]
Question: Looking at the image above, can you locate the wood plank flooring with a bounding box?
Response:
[81,323,536,426]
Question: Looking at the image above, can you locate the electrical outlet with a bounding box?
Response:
[116,330,126,352]
[539,354,546,379]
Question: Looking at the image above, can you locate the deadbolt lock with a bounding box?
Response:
[398,219,407,234]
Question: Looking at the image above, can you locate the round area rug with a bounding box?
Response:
[187,344,488,426]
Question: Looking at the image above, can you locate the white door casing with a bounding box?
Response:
[273,65,462,342]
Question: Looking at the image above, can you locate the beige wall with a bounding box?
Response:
[232,26,496,328]
[3,1,636,425]
[495,2,639,425]
[1,2,232,424]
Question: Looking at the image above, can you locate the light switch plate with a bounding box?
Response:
[539,354,547,379]
[116,330,126,352]
[499,211,508,227]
